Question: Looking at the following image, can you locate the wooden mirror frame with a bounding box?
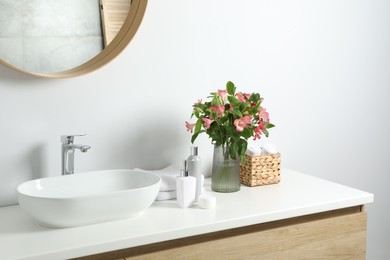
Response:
[0,0,147,78]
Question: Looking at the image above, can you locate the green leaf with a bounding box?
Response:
[264,129,269,137]
[226,125,239,139]
[266,123,275,129]
[239,102,249,111]
[210,111,218,120]
[249,93,260,102]
[191,133,199,143]
[242,140,248,154]
[219,116,228,124]
[241,128,252,139]
[238,140,248,162]
[193,110,200,118]
[240,153,246,162]
[211,96,221,106]
[194,118,203,134]
[227,96,240,107]
[226,81,236,95]
[197,103,208,111]
[208,123,222,145]
[229,109,242,117]
[252,101,260,113]
[230,141,239,160]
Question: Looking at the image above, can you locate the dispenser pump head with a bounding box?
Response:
[190,146,198,156]
[180,160,189,177]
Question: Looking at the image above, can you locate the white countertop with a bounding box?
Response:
[0,169,373,260]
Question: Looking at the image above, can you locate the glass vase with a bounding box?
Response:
[211,144,241,193]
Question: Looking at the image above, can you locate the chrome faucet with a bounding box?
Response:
[61,134,91,175]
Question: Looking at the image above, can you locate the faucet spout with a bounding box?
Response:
[72,144,91,153]
[61,135,90,175]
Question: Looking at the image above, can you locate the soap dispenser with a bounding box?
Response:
[176,160,196,208]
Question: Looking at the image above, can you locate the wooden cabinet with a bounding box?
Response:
[77,206,366,260]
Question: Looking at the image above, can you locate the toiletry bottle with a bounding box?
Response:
[187,146,202,203]
[176,160,196,208]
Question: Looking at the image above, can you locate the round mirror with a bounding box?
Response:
[0,0,147,78]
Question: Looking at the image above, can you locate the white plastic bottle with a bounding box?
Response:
[187,146,202,203]
[176,160,196,208]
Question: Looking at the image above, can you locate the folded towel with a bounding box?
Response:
[246,145,262,156]
[134,164,179,192]
[135,164,206,201]
[156,190,177,201]
[156,187,207,201]
[261,143,278,155]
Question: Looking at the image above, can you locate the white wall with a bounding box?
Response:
[0,0,388,258]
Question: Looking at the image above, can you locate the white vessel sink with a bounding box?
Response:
[17,170,161,228]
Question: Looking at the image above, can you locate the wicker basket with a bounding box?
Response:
[240,153,281,186]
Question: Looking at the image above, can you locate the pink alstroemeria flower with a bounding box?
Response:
[185,121,195,133]
[236,92,251,102]
[242,114,253,125]
[253,130,261,140]
[253,121,267,140]
[210,105,225,118]
[234,115,253,132]
[217,89,227,103]
[234,115,252,132]
[234,118,246,132]
[202,118,214,129]
[258,107,270,122]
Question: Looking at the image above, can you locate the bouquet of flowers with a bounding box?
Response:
[186,81,275,161]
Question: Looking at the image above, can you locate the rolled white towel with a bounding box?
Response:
[261,143,278,155]
[246,145,262,156]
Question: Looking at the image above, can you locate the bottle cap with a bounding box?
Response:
[190,146,198,156]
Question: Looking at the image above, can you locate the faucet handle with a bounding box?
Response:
[61,134,86,144]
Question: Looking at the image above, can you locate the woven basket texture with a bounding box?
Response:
[240,153,281,186]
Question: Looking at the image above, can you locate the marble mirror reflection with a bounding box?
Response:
[0,0,146,77]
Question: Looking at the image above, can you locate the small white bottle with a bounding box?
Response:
[187,146,202,203]
[176,160,196,208]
